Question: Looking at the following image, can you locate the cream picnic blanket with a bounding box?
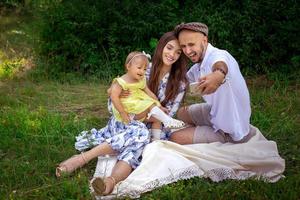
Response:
[92,125,285,199]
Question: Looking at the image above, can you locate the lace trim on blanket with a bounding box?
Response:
[95,166,283,199]
[115,165,201,199]
[204,168,282,183]
[93,165,200,200]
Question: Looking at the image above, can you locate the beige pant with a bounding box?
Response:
[188,103,252,144]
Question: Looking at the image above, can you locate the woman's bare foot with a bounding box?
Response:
[91,176,116,195]
[103,176,116,195]
[56,153,87,177]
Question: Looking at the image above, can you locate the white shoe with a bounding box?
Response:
[163,119,185,129]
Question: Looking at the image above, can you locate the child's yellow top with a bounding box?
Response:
[112,77,160,122]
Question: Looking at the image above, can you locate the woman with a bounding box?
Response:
[58,31,189,196]
[101,31,189,141]
[145,31,188,140]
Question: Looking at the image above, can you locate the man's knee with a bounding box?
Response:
[176,106,193,124]
[194,126,226,143]
[169,127,195,145]
[176,107,186,119]
[169,133,181,143]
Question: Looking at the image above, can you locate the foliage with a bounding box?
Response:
[34,0,180,79]
[2,0,299,79]
[0,9,35,80]
[0,0,33,15]
[0,56,26,79]
[31,0,300,79]
[182,0,300,74]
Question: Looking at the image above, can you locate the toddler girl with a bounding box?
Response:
[110,51,185,129]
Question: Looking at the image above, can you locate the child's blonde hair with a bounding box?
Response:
[125,51,150,67]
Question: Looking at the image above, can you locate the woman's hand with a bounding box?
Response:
[159,106,169,114]
[108,87,130,98]
[120,89,131,98]
[120,111,130,124]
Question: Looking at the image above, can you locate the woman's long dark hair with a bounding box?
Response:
[148,31,188,106]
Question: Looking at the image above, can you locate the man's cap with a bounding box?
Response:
[174,22,208,36]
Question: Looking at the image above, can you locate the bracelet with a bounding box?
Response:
[213,68,227,77]
[213,68,227,84]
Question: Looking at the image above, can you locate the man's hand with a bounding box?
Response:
[198,70,225,95]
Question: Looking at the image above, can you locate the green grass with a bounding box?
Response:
[0,79,109,199]
[0,75,299,200]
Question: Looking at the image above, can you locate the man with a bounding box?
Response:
[170,22,251,144]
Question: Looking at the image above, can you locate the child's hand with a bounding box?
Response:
[120,111,131,124]
[159,106,169,114]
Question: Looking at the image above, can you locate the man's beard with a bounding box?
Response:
[197,43,206,63]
